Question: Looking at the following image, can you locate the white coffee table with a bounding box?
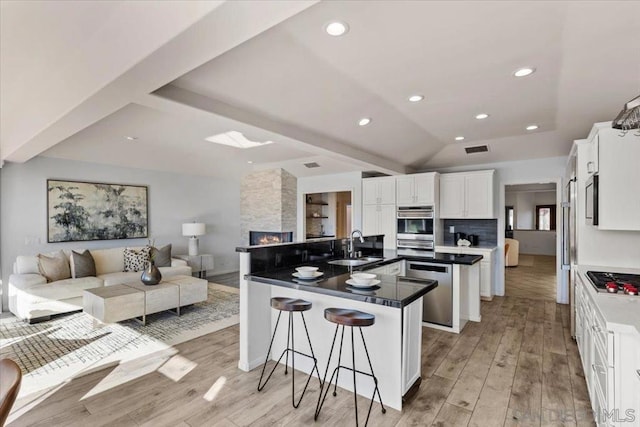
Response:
[83,275,208,325]
[83,284,145,325]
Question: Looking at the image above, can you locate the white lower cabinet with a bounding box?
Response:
[575,272,640,427]
[435,246,496,299]
[366,260,405,276]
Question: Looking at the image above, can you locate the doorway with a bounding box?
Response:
[504,183,558,301]
[304,191,352,239]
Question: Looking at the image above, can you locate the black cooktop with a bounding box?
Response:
[587,271,640,295]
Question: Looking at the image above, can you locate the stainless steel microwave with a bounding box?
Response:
[585,174,599,226]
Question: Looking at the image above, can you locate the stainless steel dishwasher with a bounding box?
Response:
[406,261,453,327]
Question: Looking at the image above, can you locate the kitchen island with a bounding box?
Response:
[236,235,481,410]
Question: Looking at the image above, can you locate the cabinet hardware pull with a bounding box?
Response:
[592,325,601,333]
[591,363,605,374]
[636,370,640,381]
[587,161,594,173]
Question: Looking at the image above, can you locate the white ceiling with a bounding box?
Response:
[2,1,639,177]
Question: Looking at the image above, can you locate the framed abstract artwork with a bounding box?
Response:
[47,179,148,242]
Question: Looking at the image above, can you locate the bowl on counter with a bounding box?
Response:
[295,266,319,278]
[350,272,377,286]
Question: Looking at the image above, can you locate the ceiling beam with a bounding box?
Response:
[149,85,408,175]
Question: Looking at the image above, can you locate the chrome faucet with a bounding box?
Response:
[349,230,364,258]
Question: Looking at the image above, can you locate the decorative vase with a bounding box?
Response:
[141,260,162,285]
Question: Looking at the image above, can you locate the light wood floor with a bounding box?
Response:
[8,296,592,427]
[505,255,557,301]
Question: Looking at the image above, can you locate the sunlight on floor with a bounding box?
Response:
[80,347,176,400]
[158,354,198,382]
[203,376,227,402]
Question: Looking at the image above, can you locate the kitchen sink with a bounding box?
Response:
[328,257,383,267]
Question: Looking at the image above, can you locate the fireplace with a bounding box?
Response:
[250,231,293,246]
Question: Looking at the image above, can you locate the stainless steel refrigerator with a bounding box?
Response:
[563,155,577,338]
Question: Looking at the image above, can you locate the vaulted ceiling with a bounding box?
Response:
[2,1,639,178]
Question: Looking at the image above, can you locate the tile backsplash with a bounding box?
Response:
[442,219,498,246]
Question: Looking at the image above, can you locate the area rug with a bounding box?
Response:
[0,283,239,398]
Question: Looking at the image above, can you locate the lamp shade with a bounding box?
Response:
[182,223,206,237]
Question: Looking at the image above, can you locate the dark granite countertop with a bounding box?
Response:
[378,250,483,266]
[247,263,437,308]
[245,251,481,308]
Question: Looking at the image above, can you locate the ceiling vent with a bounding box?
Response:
[304,162,321,168]
[465,145,489,154]
[361,171,390,178]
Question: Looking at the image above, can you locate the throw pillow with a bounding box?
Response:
[70,250,96,278]
[37,250,71,282]
[123,247,151,272]
[150,244,172,267]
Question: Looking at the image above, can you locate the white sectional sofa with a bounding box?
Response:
[8,247,192,322]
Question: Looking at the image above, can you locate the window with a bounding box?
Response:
[536,205,556,231]
[505,206,514,230]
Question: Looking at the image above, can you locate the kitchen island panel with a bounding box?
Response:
[263,284,407,410]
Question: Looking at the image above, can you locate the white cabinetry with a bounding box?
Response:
[440,170,494,219]
[575,271,640,427]
[587,122,640,230]
[363,177,396,205]
[366,260,406,276]
[362,205,396,249]
[396,173,439,206]
[363,177,396,249]
[435,246,496,299]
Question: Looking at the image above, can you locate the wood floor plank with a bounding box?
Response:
[431,402,472,427]
[434,334,480,380]
[541,352,576,423]
[445,349,494,410]
[397,375,456,426]
[521,321,544,356]
[507,352,543,426]
[467,357,517,427]
[422,332,460,378]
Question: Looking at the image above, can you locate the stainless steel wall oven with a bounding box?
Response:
[397,206,434,257]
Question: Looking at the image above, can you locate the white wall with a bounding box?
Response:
[0,156,241,310]
[297,171,362,241]
[506,189,557,256]
[513,230,557,256]
[430,156,568,302]
[516,192,535,229]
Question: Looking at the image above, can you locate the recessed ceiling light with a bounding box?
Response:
[475,113,489,120]
[247,160,253,164]
[358,117,372,126]
[124,136,138,141]
[204,131,273,149]
[526,124,539,131]
[408,95,424,103]
[455,136,465,141]
[325,21,349,36]
[514,67,535,77]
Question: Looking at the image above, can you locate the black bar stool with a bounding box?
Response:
[257,297,321,408]
[315,308,386,426]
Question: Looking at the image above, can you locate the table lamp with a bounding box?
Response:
[182,222,206,256]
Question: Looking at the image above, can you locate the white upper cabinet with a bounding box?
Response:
[396,172,438,206]
[440,170,494,219]
[363,177,396,205]
[363,176,396,249]
[440,174,466,218]
[589,123,640,230]
[362,204,396,249]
